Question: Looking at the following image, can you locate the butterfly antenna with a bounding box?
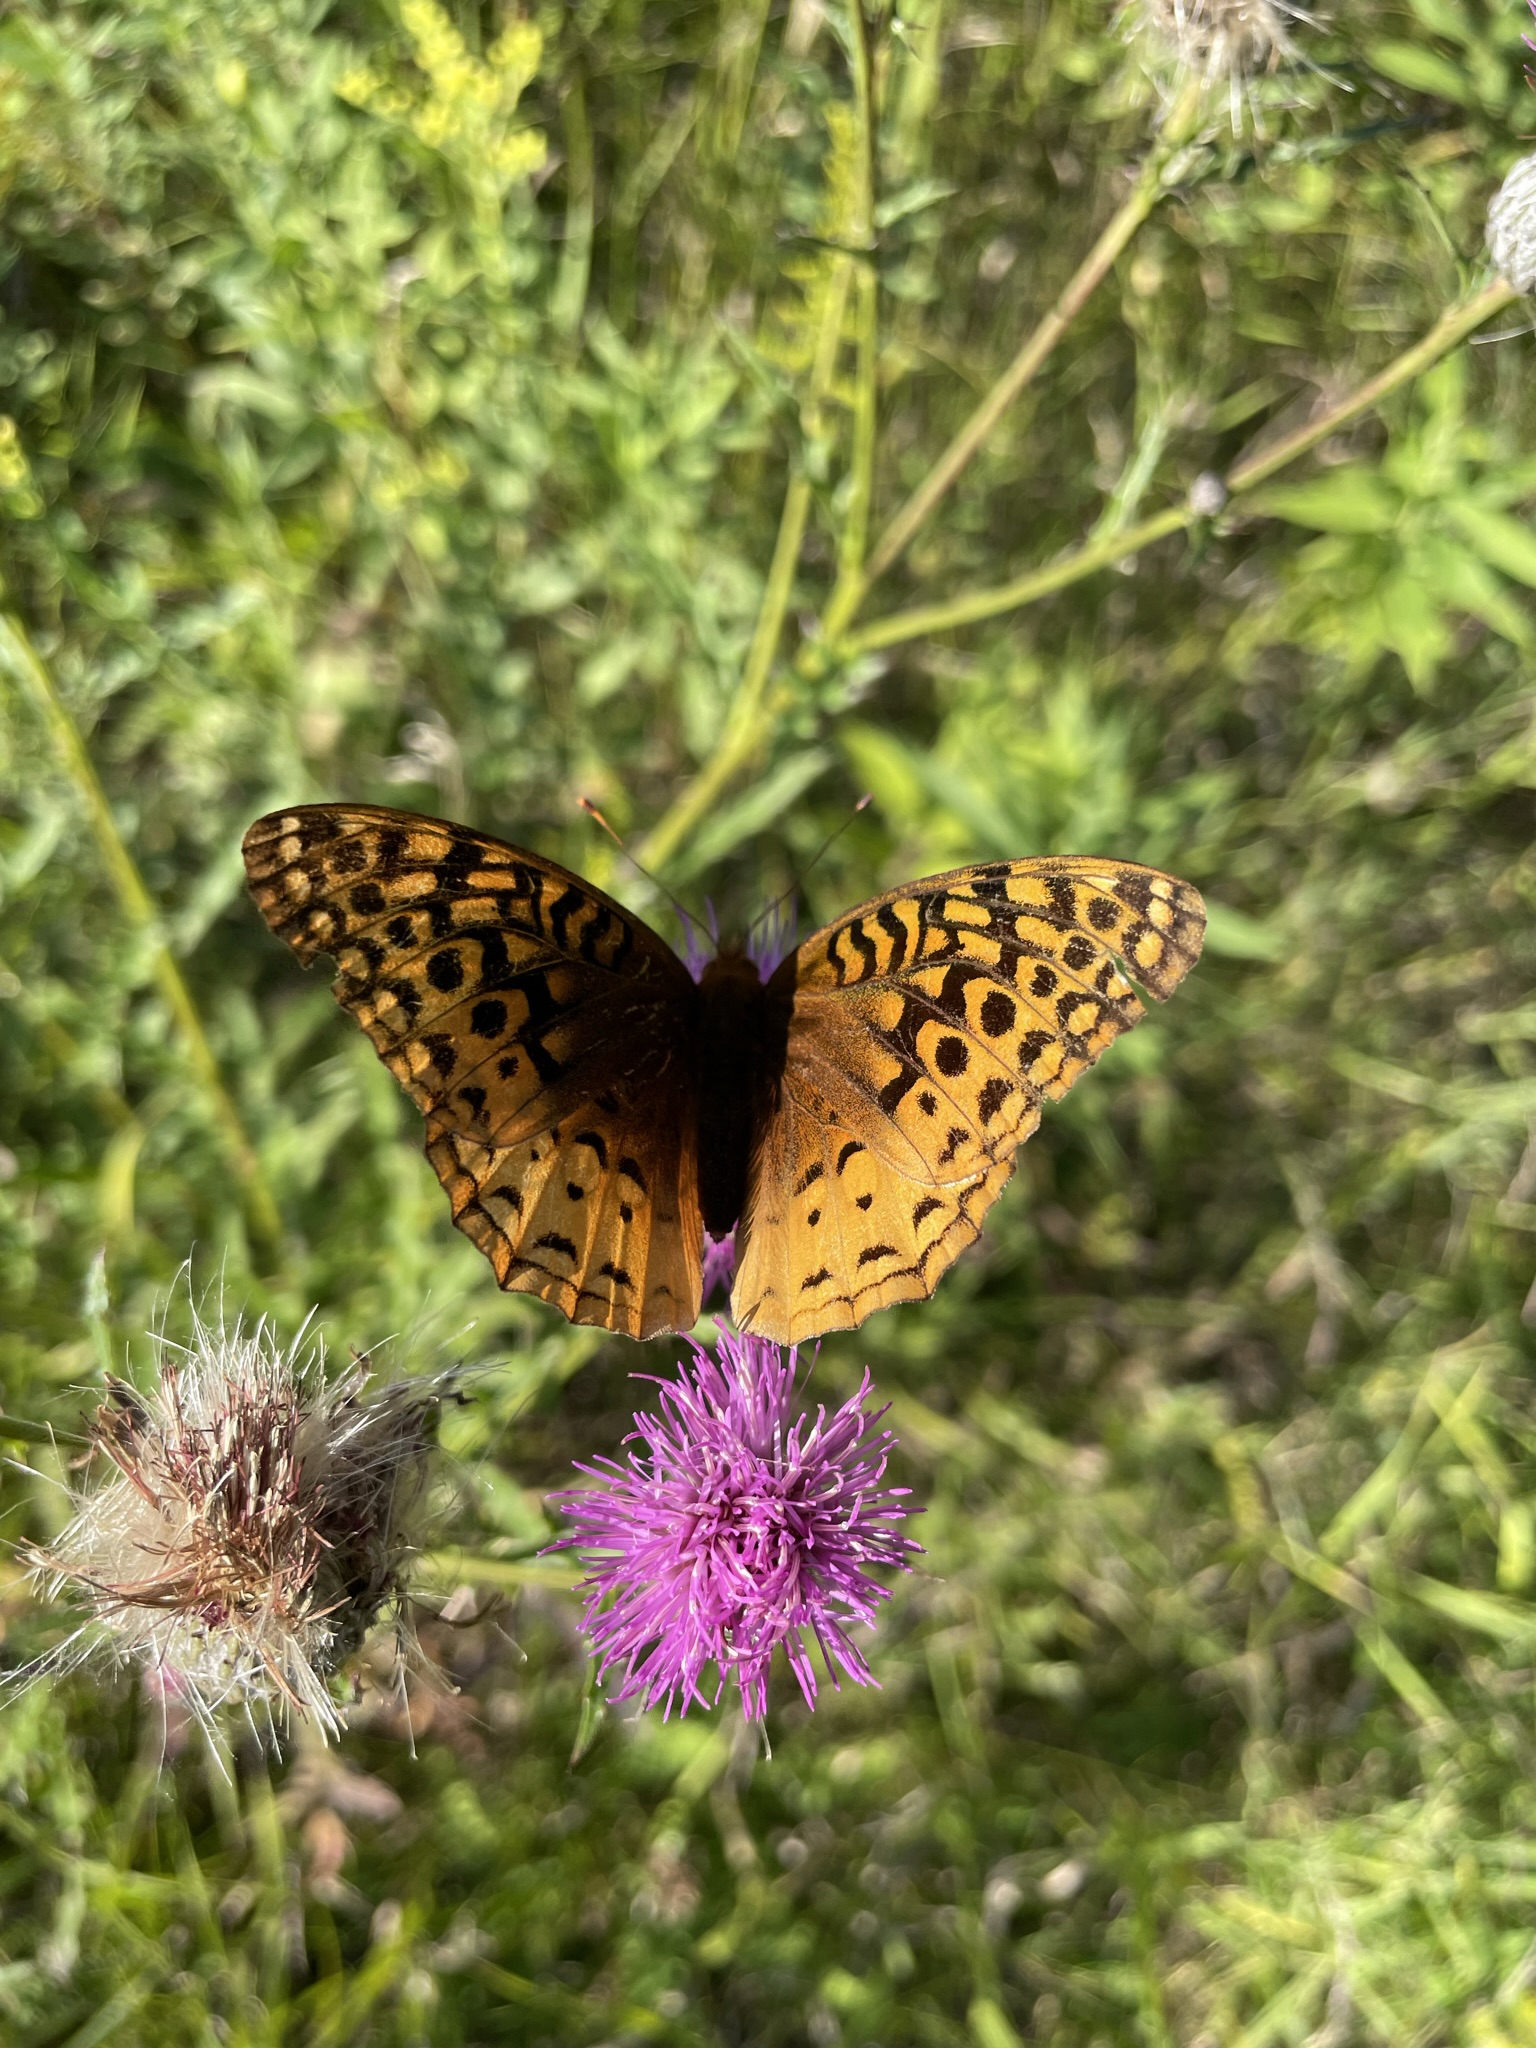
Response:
[577,797,702,939]
[752,793,873,937]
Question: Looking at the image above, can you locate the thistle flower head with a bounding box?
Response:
[1488,156,1536,294]
[25,1302,449,1745]
[1123,0,1314,129]
[553,1330,920,1721]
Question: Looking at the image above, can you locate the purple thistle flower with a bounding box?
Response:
[701,1228,739,1303]
[552,1331,920,1721]
[677,895,797,985]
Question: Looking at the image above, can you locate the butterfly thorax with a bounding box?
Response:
[694,947,792,1239]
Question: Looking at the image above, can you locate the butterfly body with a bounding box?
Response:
[694,948,792,1238]
[244,804,1205,1343]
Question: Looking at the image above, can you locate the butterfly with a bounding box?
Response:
[243,804,1204,1343]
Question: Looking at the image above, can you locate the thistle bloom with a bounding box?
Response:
[553,1330,919,1721]
[1488,156,1536,295]
[25,1302,448,1744]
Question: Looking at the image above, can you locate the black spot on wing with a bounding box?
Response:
[977,1076,1014,1124]
[427,948,464,993]
[935,1035,969,1077]
[980,990,1015,1036]
[422,1034,457,1078]
[381,978,422,1026]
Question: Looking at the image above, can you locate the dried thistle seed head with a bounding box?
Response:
[24,1304,452,1746]
[1488,157,1536,294]
[1122,0,1313,129]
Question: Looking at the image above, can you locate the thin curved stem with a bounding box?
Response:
[827,73,1208,634]
[844,277,1519,657]
[0,606,282,1255]
[637,198,856,875]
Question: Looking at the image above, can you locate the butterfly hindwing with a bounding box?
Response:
[242,804,703,1338]
[731,856,1205,1341]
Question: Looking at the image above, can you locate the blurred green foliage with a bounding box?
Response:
[3,0,1536,2041]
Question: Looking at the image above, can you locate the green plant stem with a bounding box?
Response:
[637,256,853,874]
[833,0,877,599]
[1223,277,1519,494]
[645,65,1203,866]
[829,72,1207,631]
[416,1549,577,1592]
[551,69,594,338]
[845,277,1519,656]
[0,607,281,1255]
[0,1412,90,1451]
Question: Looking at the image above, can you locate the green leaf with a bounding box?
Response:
[1413,533,1532,648]
[1248,469,1401,534]
[1406,0,1473,45]
[1203,903,1286,961]
[1444,499,1536,592]
[672,744,833,878]
[1368,39,1472,104]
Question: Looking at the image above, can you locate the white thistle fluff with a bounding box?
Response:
[1124,0,1313,127]
[1487,157,1536,295]
[25,1303,447,1745]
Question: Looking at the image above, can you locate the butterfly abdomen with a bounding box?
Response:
[695,950,793,1238]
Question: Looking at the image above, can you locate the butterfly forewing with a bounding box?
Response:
[243,804,704,1338]
[731,856,1205,1342]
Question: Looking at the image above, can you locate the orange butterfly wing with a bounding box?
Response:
[243,805,703,1339]
[730,857,1205,1342]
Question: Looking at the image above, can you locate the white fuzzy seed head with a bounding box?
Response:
[1124,0,1311,128]
[25,1306,450,1745]
[1488,156,1536,294]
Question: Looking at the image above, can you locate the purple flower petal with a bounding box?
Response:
[701,1229,738,1303]
[551,1331,920,1721]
